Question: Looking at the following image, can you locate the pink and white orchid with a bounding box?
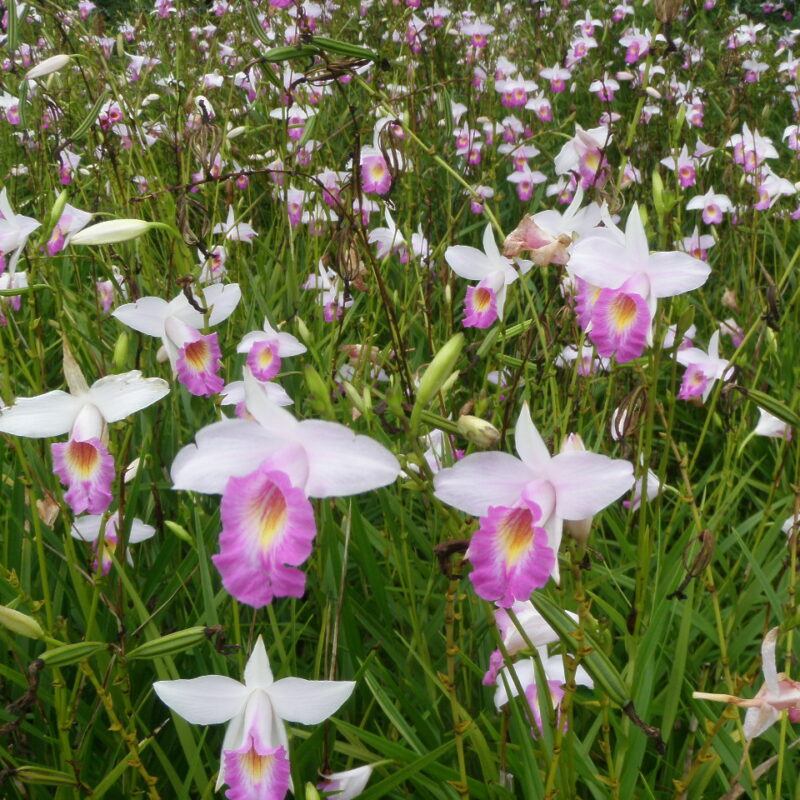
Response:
[0,188,41,276]
[154,635,355,799]
[112,283,241,396]
[445,225,528,329]
[0,370,169,515]
[569,204,711,363]
[693,628,800,740]
[170,372,400,607]
[237,317,306,383]
[433,404,633,605]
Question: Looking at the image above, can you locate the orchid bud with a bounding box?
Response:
[70,219,154,246]
[0,605,45,640]
[457,414,500,448]
[305,784,322,800]
[24,54,72,81]
[415,333,464,410]
[652,169,665,218]
[165,520,193,544]
[304,364,335,419]
[295,316,311,344]
[559,432,586,453]
[113,331,129,371]
[40,641,105,667]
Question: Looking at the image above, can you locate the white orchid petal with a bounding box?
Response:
[87,371,170,423]
[548,451,634,519]
[296,421,400,498]
[514,404,551,472]
[268,678,355,725]
[153,676,249,724]
[0,391,83,437]
[244,636,273,689]
[444,245,494,280]
[112,297,169,337]
[433,452,535,517]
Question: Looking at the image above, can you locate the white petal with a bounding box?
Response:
[0,391,83,437]
[244,636,273,689]
[87,371,170,423]
[514,404,551,473]
[268,678,355,725]
[433,452,535,517]
[71,515,103,543]
[153,676,249,724]
[547,451,634,519]
[644,252,710,297]
[761,628,780,694]
[243,370,299,435]
[127,519,157,544]
[624,203,650,265]
[201,283,242,326]
[743,704,780,740]
[444,245,493,280]
[296,421,400,497]
[170,419,291,494]
[112,297,169,337]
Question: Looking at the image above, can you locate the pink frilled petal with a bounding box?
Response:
[467,493,555,606]
[547,451,634,520]
[51,437,114,515]
[463,278,499,328]
[247,340,281,381]
[574,279,602,331]
[86,371,170,423]
[223,739,290,800]
[212,462,316,608]
[643,251,711,298]
[112,296,169,337]
[267,678,355,725]
[433,452,536,517]
[588,288,650,363]
[0,390,83,437]
[153,676,249,724]
[294,420,400,498]
[444,245,494,281]
[514,404,551,473]
[678,364,708,399]
[176,330,224,397]
[171,420,294,494]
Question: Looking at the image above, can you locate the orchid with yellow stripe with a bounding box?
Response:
[445,224,530,329]
[0,369,169,515]
[112,283,241,397]
[170,371,400,607]
[569,204,710,363]
[154,635,355,800]
[433,404,632,606]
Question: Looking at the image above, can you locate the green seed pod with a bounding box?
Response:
[14,766,77,786]
[165,520,194,545]
[126,626,209,661]
[410,333,464,434]
[40,641,105,667]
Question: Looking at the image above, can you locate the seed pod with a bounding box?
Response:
[457,415,500,448]
[126,627,210,661]
[14,766,77,786]
[40,641,106,667]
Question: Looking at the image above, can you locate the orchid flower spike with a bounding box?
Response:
[154,635,355,799]
[0,363,169,515]
[434,403,633,605]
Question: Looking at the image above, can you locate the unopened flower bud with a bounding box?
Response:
[0,606,45,640]
[70,219,154,246]
[457,415,501,448]
[559,432,586,453]
[25,54,72,81]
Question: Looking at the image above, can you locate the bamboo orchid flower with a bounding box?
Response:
[154,635,355,799]
[236,317,306,383]
[0,188,41,276]
[569,204,711,363]
[317,765,374,799]
[112,284,241,396]
[693,628,800,740]
[445,224,528,329]
[433,404,633,605]
[676,331,733,402]
[71,511,155,574]
[170,372,400,607]
[0,370,169,514]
